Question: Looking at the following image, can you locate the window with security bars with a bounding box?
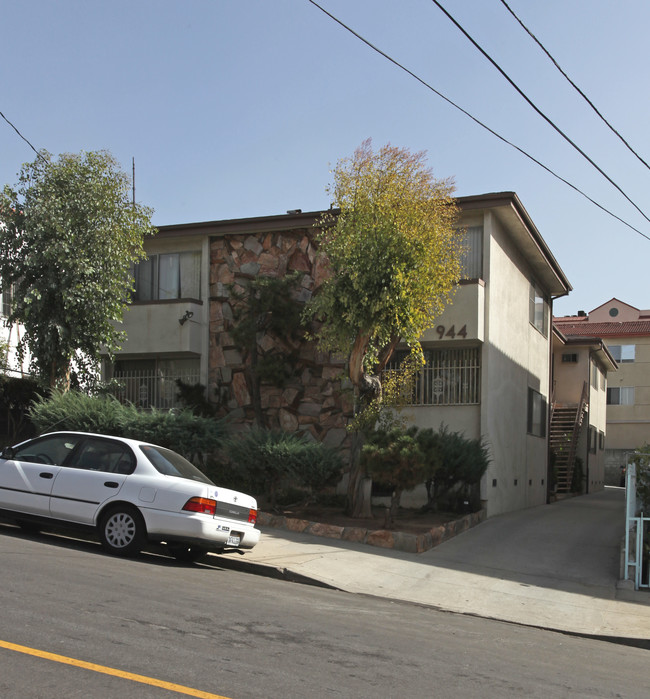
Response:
[386,347,481,405]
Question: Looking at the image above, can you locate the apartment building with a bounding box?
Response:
[555,298,650,485]
[109,192,571,517]
[551,327,616,494]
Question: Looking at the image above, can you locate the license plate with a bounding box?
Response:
[227,534,241,546]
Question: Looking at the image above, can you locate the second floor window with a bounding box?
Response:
[529,280,548,337]
[608,344,635,363]
[132,251,201,301]
[458,226,483,280]
[607,387,634,405]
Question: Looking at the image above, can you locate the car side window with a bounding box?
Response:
[68,438,136,474]
[13,435,82,466]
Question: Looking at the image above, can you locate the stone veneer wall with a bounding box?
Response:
[208,227,353,455]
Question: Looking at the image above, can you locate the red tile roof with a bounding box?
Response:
[553,319,650,337]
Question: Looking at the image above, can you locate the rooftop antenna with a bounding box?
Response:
[132,157,136,208]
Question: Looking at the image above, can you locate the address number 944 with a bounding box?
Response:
[435,324,468,339]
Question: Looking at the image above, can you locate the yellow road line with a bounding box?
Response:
[0,639,230,699]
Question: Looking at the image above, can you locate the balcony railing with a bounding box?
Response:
[109,370,200,410]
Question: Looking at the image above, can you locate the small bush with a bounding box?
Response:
[361,427,427,520]
[29,389,125,435]
[420,425,490,512]
[222,428,342,508]
[361,423,489,515]
[28,390,227,468]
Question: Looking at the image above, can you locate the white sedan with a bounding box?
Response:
[0,431,260,562]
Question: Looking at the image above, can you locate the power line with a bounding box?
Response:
[430,0,650,227]
[0,110,44,162]
[305,0,650,242]
[498,0,650,173]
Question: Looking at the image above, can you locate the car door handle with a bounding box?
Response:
[104,482,120,489]
[39,472,54,479]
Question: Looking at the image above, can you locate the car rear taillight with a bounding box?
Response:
[248,509,257,525]
[183,497,217,516]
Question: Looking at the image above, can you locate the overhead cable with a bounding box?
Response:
[430,0,650,227]
[498,0,650,173]
[306,0,650,242]
[0,110,44,162]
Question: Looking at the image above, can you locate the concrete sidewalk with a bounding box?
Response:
[217,488,650,644]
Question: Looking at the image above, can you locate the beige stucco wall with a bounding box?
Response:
[114,236,211,386]
[480,212,551,516]
[420,282,485,344]
[553,347,590,404]
[407,209,555,517]
[586,360,607,492]
[606,335,650,452]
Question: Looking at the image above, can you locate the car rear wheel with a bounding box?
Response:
[167,543,207,563]
[99,506,145,556]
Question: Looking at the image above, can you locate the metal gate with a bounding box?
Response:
[623,455,650,590]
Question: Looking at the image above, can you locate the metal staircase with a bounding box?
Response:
[549,382,589,493]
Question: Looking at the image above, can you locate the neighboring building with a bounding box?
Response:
[0,280,27,378]
[109,192,571,518]
[555,299,650,485]
[550,327,616,494]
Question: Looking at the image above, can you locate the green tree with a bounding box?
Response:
[0,150,156,389]
[305,140,462,515]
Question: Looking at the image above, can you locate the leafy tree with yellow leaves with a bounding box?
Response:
[305,139,462,516]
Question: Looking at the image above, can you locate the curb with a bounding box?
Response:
[205,553,341,590]
[257,509,487,554]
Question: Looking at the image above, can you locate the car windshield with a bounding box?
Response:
[139,445,214,484]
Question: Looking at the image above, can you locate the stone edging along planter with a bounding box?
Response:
[257,509,487,554]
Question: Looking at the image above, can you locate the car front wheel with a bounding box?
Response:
[99,506,145,556]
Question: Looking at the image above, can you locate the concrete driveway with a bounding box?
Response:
[223,487,650,642]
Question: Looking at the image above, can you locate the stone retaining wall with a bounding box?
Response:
[258,509,487,554]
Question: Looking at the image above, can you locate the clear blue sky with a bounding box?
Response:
[3,0,649,316]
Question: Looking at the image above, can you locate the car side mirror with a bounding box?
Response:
[1,446,15,460]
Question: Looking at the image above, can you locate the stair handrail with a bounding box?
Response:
[566,381,589,479]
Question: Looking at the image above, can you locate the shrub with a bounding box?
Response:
[420,425,490,512]
[0,375,44,444]
[361,427,426,521]
[222,428,342,509]
[362,423,489,515]
[28,390,227,468]
[29,389,125,435]
[630,448,650,512]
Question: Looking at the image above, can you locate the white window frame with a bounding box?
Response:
[607,386,634,405]
[608,344,635,363]
[529,280,548,337]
